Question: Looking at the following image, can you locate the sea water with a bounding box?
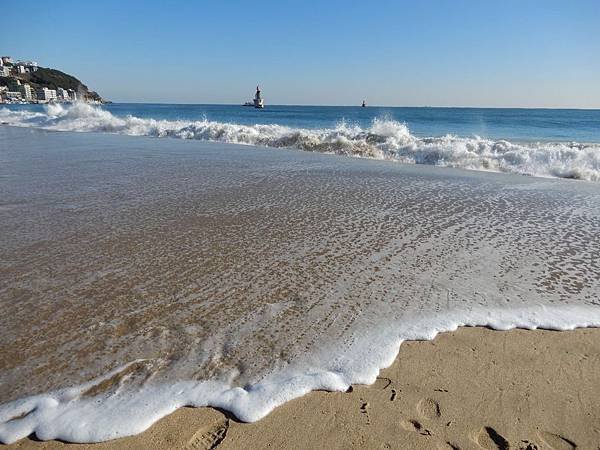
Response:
[1,103,600,181]
[0,107,599,443]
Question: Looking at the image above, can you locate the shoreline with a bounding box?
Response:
[7,326,600,449]
[2,305,599,446]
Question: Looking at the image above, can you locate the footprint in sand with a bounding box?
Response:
[185,417,229,450]
[475,426,510,450]
[517,440,539,450]
[360,399,372,425]
[372,376,392,390]
[360,401,369,413]
[536,431,577,450]
[417,397,442,420]
[400,419,432,436]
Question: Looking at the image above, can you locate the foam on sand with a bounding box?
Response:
[1,102,599,181]
[1,306,599,444]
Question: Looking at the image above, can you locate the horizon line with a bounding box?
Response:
[105,101,600,111]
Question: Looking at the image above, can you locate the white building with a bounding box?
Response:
[0,66,9,77]
[36,87,57,102]
[16,65,26,74]
[7,80,33,101]
[57,87,70,101]
[5,91,23,102]
[20,84,34,101]
[68,89,77,101]
[15,61,39,73]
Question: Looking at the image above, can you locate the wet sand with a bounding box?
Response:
[9,326,600,449]
[2,127,600,446]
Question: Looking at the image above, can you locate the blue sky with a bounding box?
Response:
[2,0,599,107]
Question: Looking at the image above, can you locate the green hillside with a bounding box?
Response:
[1,67,103,102]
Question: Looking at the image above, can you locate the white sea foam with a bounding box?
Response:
[1,305,599,444]
[1,103,599,181]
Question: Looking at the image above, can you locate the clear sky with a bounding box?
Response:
[2,0,599,108]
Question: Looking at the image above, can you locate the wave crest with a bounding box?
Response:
[2,103,599,181]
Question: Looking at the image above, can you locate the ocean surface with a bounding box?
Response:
[1,108,600,443]
[1,103,600,181]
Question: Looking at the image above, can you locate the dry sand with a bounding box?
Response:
[8,326,599,449]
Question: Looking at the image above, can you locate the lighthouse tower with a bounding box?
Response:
[253,85,264,108]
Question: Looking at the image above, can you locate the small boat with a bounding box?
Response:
[362,100,366,107]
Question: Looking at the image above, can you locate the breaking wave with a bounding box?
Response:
[1,102,599,181]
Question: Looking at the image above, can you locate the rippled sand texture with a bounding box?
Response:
[1,127,599,406]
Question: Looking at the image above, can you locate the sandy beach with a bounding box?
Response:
[7,326,598,449]
[3,0,600,447]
